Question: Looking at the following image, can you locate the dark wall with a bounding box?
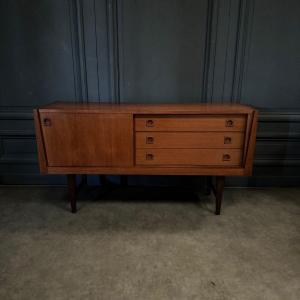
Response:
[0,0,299,186]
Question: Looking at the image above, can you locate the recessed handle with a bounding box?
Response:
[225,119,234,127]
[146,136,154,144]
[222,154,231,161]
[146,119,154,127]
[43,118,51,127]
[146,153,154,160]
[224,136,232,144]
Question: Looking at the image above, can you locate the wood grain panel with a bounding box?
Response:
[40,113,112,167]
[111,114,134,166]
[46,165,246,176]
[136,132,245,149]
[33,110,47,173]
[40,102,256,114]
[136,149,242,166]
[135,115,246,132]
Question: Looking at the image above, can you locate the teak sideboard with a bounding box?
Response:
[34,102,258,215]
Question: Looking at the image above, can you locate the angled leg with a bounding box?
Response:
[67,174,77,213]
[215,176,225,215]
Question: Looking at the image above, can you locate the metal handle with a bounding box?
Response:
[146,153,154,160]
[225,119,234,127]
[43,118,51,127]
[146,136,154,144]
[224,136,232,144]
[146,119,154,127]
[222,154,231,161]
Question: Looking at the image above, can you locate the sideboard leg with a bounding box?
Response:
[215,176,225,215]
[67,174,77,213]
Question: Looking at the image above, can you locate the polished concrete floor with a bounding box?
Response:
[0,186,299,300]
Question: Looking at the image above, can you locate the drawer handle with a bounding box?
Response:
[43,118,51,127]
[146,153,154,160]
[146,119,154,127]
[223,154,231,161]
[225,119,234,127]
[224,136,232,144]
[146,136,154,144]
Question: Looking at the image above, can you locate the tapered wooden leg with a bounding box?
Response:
[67,174,77,213]
[215,176,225,215]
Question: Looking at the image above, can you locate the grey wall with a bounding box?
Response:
[0,0,299,186]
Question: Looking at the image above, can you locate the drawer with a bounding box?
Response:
[135,115,246,132]
[136,149,242,166]
[136,132,244,149]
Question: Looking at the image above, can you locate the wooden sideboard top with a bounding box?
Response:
[38,101,256,114]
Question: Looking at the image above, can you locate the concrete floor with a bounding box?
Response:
[0,186,299,300]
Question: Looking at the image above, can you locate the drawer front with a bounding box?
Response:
[136,149,242,166]
[135,115,246,132]
[136,132,244,149]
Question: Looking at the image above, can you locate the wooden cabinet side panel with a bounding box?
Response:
[244,110,259,175]
[33,109,48,173]
[111,114,134,167]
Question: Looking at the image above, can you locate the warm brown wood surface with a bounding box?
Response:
[111,114,134,167]
[39,101,255,114]
[136,149,242,166]
[47,166,246,176]
[35,102,257,175]
[41,112,112,166]
[135,132,245,149]
[135,115,246,132]
[40,112,133,167]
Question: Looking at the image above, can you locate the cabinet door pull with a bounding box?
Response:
[43,118,51,127]
[146,119,154,127]
[224,136,232,144]
[146,153,154,160]
[225,119,234,127]
[222,154,231,161]
[146,136,154,144]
